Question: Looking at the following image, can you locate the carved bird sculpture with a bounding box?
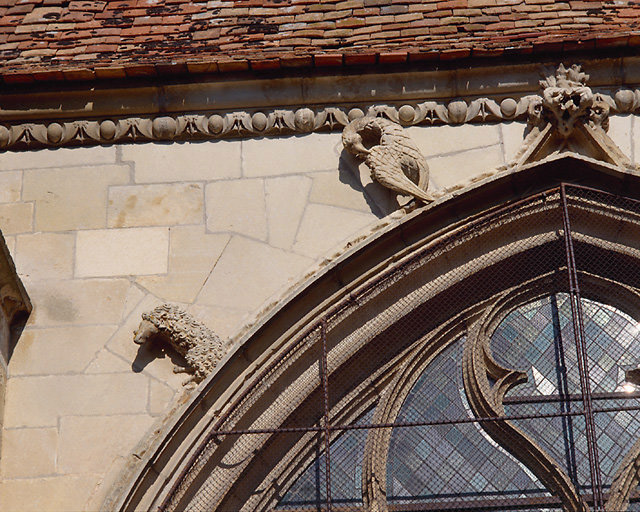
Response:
[342,116,435,203]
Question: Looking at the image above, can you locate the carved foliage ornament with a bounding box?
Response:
[509,64,635,170]
[3,65,640,151]
[539,64,594,138]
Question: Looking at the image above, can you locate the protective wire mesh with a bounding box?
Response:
[161,184,640,511]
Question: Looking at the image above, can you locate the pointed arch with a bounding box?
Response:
[105,154,640,512]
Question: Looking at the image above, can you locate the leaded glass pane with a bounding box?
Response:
[276,408,373,509]
[279,293,640,511]
[387,337,549,506]
[492,293,640,495]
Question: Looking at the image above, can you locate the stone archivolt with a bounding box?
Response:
[103,66,640,510]
[114,180,640,512]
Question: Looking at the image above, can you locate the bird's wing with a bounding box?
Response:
[367,147,433,202]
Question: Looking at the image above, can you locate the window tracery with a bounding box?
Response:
[116,177,640,512]
[387,336,549,509]
[276,293,640,511]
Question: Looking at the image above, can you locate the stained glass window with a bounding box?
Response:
[277,408,374,509]
[492,294,640,493]
[387,337,550,507]
[277,293,640,510]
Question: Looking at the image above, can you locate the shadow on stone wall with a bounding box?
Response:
[338,149,400,218]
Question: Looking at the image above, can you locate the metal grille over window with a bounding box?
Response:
[160,184,640,512]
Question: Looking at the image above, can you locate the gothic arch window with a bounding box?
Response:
[112,166,640,512]
[273,293,640,511]
[271,295,640,511]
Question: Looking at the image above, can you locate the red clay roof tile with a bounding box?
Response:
[0,0,639,83]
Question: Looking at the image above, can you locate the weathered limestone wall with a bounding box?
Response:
[0,117,637,511]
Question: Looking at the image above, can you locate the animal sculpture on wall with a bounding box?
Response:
[133,304,224,383]
[342,116,436,203]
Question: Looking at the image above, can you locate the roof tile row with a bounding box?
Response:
[0,0,639,84]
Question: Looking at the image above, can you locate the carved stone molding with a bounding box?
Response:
[0,236,31,465]
[360,322,467,512]
[506,64,636,171]
[463,291,590,512]
[2,83,640,151]
[107,168,640,512]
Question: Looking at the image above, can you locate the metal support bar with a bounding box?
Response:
[560,183,605,511]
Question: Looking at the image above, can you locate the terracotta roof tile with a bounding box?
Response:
[1,0,640,83]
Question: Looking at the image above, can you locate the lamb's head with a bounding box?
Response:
[133,319,159,346]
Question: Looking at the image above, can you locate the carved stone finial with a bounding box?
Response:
[342,116,435,203]
[133,304,224,384]
[538,63,593,138]
[508,64,634,170]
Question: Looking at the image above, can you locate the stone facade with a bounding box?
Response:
[2,0,640,507]
[0,105,638,510]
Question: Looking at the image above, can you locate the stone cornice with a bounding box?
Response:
[1,57,640,151]
[3,88,640,152]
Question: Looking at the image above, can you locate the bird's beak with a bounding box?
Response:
[353,141,370,157]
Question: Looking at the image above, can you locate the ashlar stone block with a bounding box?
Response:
[148,380,176,415]
[197,236,313,311]
[0,171,22,203]
[187,304,247,341]
[75,227,169,277]
[608,115,633,161]
[0,475,101,512]
[137,227,230,303]
[123,140,242,183]
[500,122,527,164]
[122,283,146,320]
[0,427,57,478]
[0,202,33,235]
[85,349,132,374]
[428,145,505,190]
[265,176,312,250]
[58,414,155,474]
[25,277,129,326]
[168,226,229,272]
[14,232,75,280]
[23,165,129,231]
[4,235,15,257]
[108,183,204,228]
[4,373,149,428]
[243,132,342,177]
[205,179,267,240]
[1,145,117,171]
[292,204,376,258]
[308,170,371,213]
[9,325,117,375]
[406,123,501,158]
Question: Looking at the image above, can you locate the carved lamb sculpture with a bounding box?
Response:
[133,304,224,383]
